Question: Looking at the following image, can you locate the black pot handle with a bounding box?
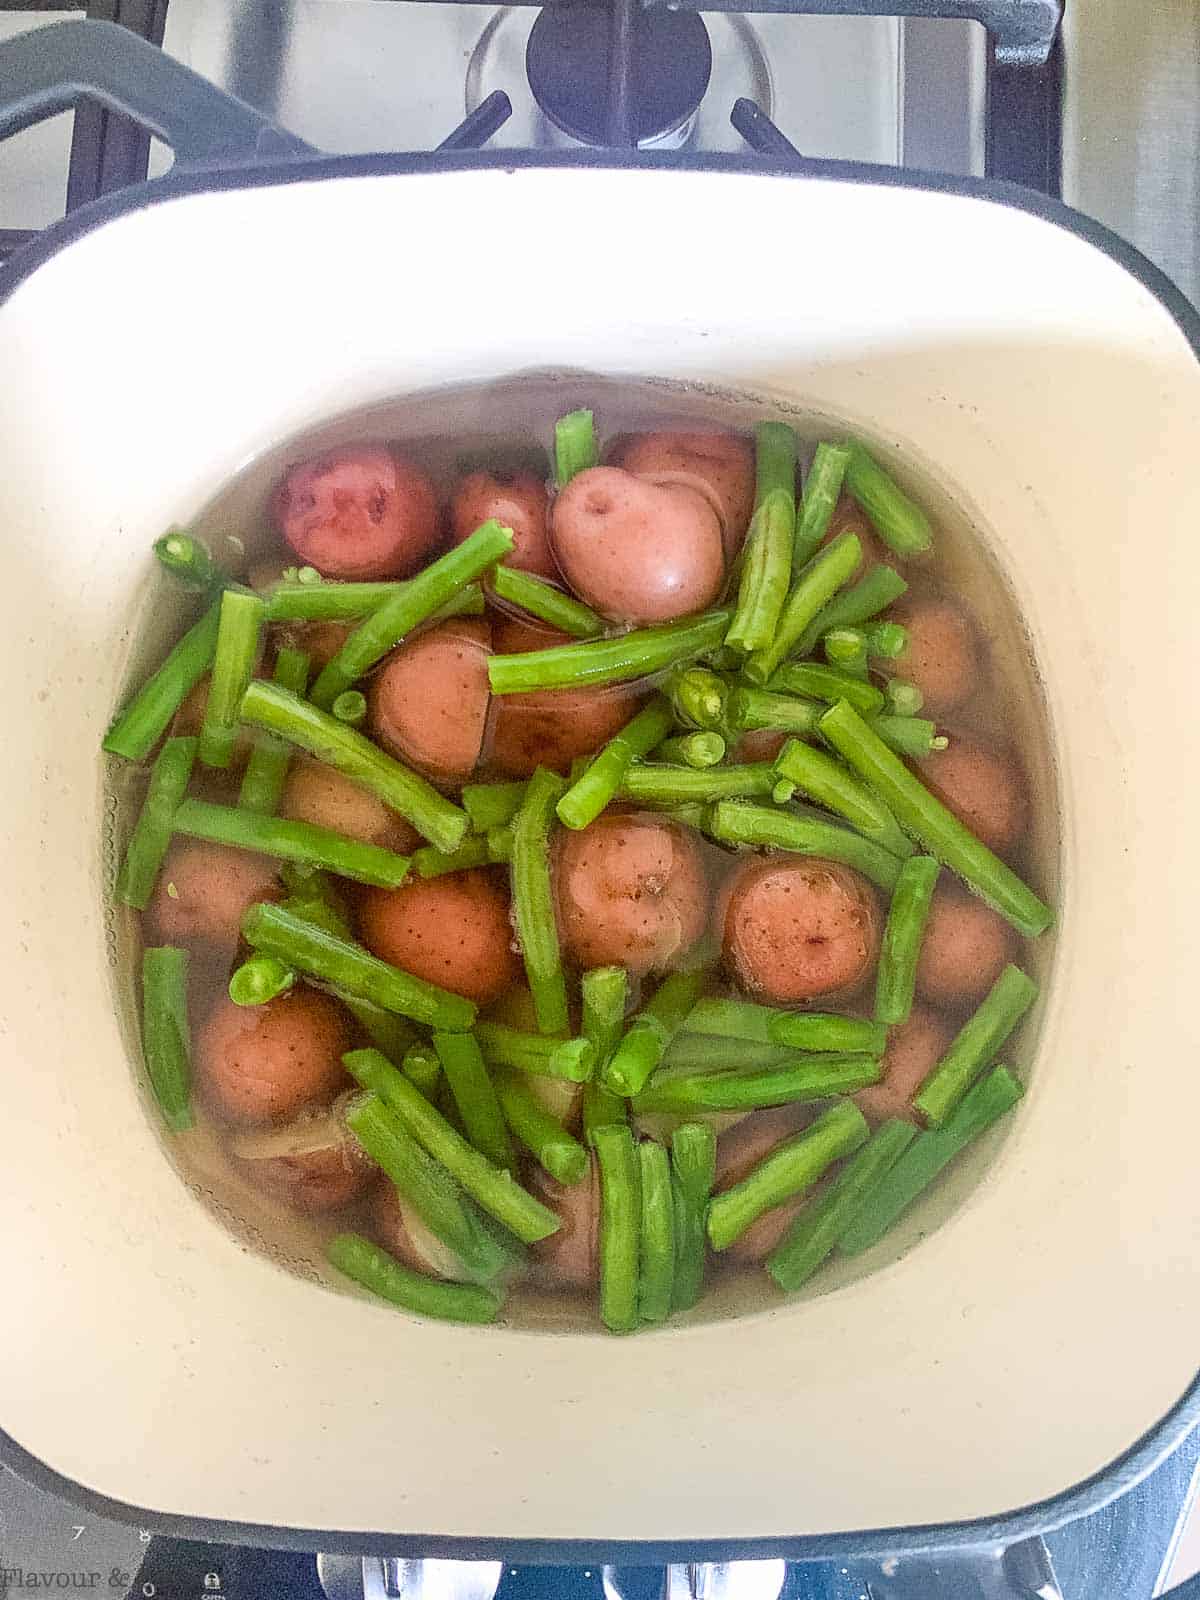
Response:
[0,19,314,169]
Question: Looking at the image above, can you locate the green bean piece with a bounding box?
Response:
[767,661,885,716]
[228,954,295,1006]
[475,1022,595,1084]
[792,565,909,660]
[705,801,905,893]
[345,1049,560,1242]
[174,797,411,889]
[753,420,799,508]
[869,621,908,660]
[103,599,222,762]
[263,579,483,623]
[326,1232,501,1324]
[486,824,514,865]
[239,680,468,853]
[658,1034,794,1078]
[772,779,797,805]
[580,966,629,1142]
[843,442,933,557]
[681,998,777,1042]
[115,736,198,909]
[767,1012,888,1055]
[555,408,599,488]
[311,520,513,708]
[496,1072,589,1186]
[793,441,852,567]
[653,732,726,768]
[345,996,416,1062]
[726,688,822,737]
[488,610,730,695]
[401,1043,442,1101]
[638,1140,676,1325]
[875,854,940,1025]
[593,1124,642,1334]
[491,565,604,638]
[243,903,475,1031]
[707,1101,868,1252]
[743,529,862,684]
[839,1066,1024,1256]
[885,679,924,717]
[462,781,528,830]
[140,945,193,1132]
[619,761,777,807]
[823,626,870,679]
[344,1092,512,1283]
[329,689,367,727]
[237,646,310,814]
[511,768,570,1034]
[433,1030,515,1172]
[726,490,796,653]
[634,1055,881,1115]
[772,737,913,859]
[198,588,264,768]
[913,964,1037,1125]
[413,837,493,878]
[870,715,948,759]
[280,866,353,936]
[818,701,1053,937]
[666,665,730,731]
[153,529,224,590]
[767,1119,918,1290]
[602,971,706,1098]
[557,698,675,830]
[670,1122,717,1312]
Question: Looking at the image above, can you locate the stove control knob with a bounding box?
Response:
[602,1562,786,1600]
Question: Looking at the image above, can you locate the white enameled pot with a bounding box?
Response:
[2,20,1200,1568]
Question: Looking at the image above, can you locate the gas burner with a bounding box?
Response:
[466,8,771,153]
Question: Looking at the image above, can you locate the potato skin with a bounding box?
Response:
[916,735,1028,855]
[719,857,880,1004]
[451,470,556,579]
[915,883,1019,1008]
[272,445,440,579]
[887,597,980,716]
[616,431,756,559]
[554,814,708,977]
[486,617,642,778]
[855,1005,952,1125]
[529,1158,601,1289]
[550,467,725,624]
[357,868,519,1005]
[237,1143,375,1214]
[714,1107,811,1264]
[147,840,279,949]
[281,757,420,853]
[368,618,492,786]
[197,989,352,1126]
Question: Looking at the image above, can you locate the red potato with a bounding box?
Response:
[368,618,492,786]
[450,470,557,579]
[487,617,642,778]
[915,883,1019,1009]
[550,466,726,624]
[147,839,279,949]
[230,1093,377,1213]
[616,431,756,559]
[529,1158,601,1290]
[278,619,353,673]
[280,757,420,854]
[372,1182,481,1283]
[731,729,790,765]
[886,597,980,716]
[916,735,1028,855]
[855,1005,953,1125]
[713,1106,811,1264]
[822,492,888,571]
[272,445,440,580]
[197,988,352,1126]
[357,868,520,1006]
[719,857,881,1004]
[554,814,708,977]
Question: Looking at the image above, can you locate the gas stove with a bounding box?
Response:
[2,3,1200,1596]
